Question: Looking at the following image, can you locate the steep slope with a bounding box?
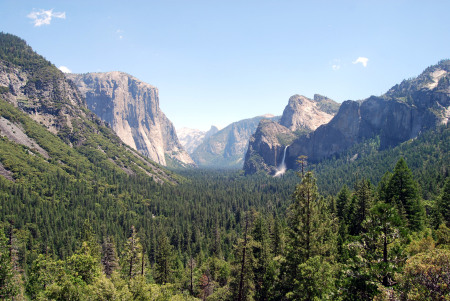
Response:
[191,115,278,168]
[244,119,297,174]
[177,125,219,154]
[67,72,195,167]
[244,94,340,174]
[244,60,450,174]
[0,32,178,184]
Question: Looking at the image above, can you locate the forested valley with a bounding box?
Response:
[1,124,449,300]
[0,32,449,300]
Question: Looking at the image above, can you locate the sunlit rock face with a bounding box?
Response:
[244,94,339,175]
[68,72,195,167]
[244,60,450,175]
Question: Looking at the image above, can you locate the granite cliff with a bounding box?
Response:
[0,33,178,183]
[279,94,338,133]
[244,94,339,174]
[244,60,450,174]
[68,72,195,167]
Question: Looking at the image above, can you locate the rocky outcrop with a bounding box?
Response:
[243,119,296,174]
[244,94,339,174]
[177,126,219,154]
[279,95,337,133]
[0,60,86,137]
[68,72,195,167]
[191,115,278,168]
[244,60,450,174]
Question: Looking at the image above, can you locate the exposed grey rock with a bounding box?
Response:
[0,60,86,137]
[279,94,337,133]
[244,94,340,174]
[244,119,296,174]
[68,72,195,167]
[0,33,180,184]
[191,115,279,168]
[244,60,450,174]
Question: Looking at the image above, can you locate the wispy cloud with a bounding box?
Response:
[332,64,340,71]
[58,66,71,73]
[116,29,124,39]
[352,57,369,67]
[331,59,341,71]
[27,9,66,27]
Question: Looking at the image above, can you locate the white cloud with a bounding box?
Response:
[116,29,124,39]
[27,9,66,27]
[58,66,71,73]
[352,57,369,67]
[330,59,341,71]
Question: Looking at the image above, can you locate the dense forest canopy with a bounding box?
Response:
[1,124,449,299]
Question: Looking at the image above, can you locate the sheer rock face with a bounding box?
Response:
[244,60,450,174]
[243,119,296,174]
[279,95,336,132]
[68,72,195,167]
[244,94,339,174]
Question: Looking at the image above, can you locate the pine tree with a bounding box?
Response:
[101,236,118,277]
[336,184,351,221]
[0,227,18,299]
[251,213,274,301]
[349,179,374,235]
[387,158,424,231]
[154,230,173,284]
[362,202,405,287]
[122,225,143,279]
[271,217,284,257]
[283,171,337,300]
[230,211,256,301]
[439,177,450,226]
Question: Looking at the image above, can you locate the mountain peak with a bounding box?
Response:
[279,94,338,132]
[386,59,450,99]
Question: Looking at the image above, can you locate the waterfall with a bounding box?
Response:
[274,146,288,177]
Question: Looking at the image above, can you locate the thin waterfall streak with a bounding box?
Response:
[274,146,288,177]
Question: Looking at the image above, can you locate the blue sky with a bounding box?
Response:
[1,1,449,130]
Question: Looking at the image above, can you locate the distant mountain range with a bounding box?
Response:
[244,60,450,175]
[177,126,219,154]
[189,115,279,168]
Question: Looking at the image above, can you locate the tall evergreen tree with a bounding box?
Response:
[387,158,425,231]
[349,179,374,236]
[362,202,405,287]
[122,226,143,279]
[438,177,450,226]
[0,227,18,299]
[251,213,275,301]
[283,171,337,300]
[154,230,173,284]
[336,184,351,221]
[101,236,118,277]
[230,211,256,301]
